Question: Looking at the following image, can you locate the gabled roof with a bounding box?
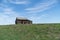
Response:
[16,17,32,22]
[16,17,28,20]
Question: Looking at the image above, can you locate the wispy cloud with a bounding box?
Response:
[29,14,48,23]
[25,0,58,13]
[0,4,21,25]
[7,0,30,4]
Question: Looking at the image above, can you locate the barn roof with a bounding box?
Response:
[16,17,28,20]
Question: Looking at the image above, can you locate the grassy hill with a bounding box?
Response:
[0,24,60,40]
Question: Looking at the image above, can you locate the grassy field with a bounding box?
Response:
[0,24,60,40]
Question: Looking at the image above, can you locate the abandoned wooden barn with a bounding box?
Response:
[15,17,32,24]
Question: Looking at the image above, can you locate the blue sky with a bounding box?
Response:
[0,0,60,25]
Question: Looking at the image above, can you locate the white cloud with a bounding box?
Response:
[0,4,8,8]
[0,8,20,25]
[3,8,16,15]
[0,4,21,25]
[0,14,13,25]
[25,0,58,13]
[29,14,48,23]
[7,0,30,4]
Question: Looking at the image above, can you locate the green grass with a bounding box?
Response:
[0,24,60,40]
